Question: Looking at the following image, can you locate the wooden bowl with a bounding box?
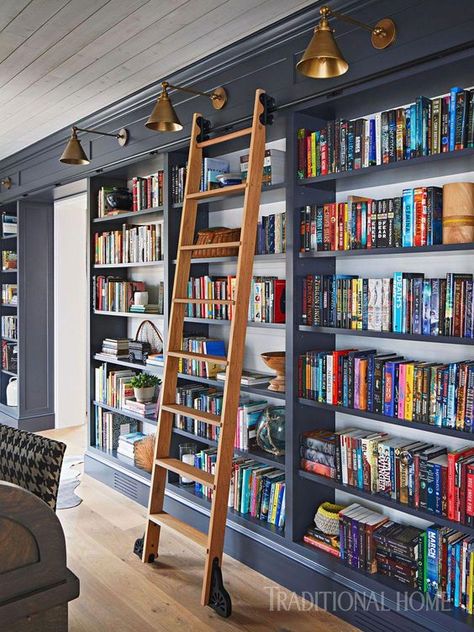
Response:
[261,351,285,392]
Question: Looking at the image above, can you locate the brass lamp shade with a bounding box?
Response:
[60,129,90,165]
[296,19,348,79]
[145,87,183,132]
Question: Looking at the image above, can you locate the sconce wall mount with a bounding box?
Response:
[60,126,129,165]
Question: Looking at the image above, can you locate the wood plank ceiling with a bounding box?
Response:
[0,0,315,160]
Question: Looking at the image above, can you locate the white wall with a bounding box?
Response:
[54,190,88,428]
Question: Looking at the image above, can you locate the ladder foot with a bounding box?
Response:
[208,558,232,618]
[133,535,155,563]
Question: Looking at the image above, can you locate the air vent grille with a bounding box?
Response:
[114,471,139,500]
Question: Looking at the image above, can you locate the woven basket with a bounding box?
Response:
[134,319,163,354]
[192,227,241,258]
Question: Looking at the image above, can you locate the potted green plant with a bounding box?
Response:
[130,373,161,403]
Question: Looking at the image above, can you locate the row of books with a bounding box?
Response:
[256,211,286,255]
[94,364,158,419]
[117,431,146,461]
[305,502,474,610]
[1,213,17,236]
[131,172,164,212]
[171,164,187,205]
[94,407,138,451]
[191,448,285,527]
[298,348,474,432]
[2,284,17,306]
[2,250,16,270]
[240,148,285,186]
[302,272,474,338]
[296,86,474,179]
[93,276,148,313]
[177,336,226,379]
[302,428,474,524]
[1,315,17,340]
[200,157,230,191]
[299,187,443,253]
[2,340,16,372]
[94,223,163,265]
[174,384,268,450]
[185,275,285,323]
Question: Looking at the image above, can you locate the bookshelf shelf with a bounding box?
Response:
[299,242,474,259]
[298,469,474,537]
[89,445,151,481]
[171,182,286,209]
[93,310,164,318]
[298,397,474,439]
[299,325,474,345]
[93,261,164,269]
[1,368,16,377]
[172,426,286,470]
[298,148,474,186]
[93,353,163,374]
[1,269,17,274]
[184,317,285,329]
[177,371,286,401]
[0,235,17,241]
[92,206,164,223]
[2,336,17,343]
[173,253,286,265]
[93,400,158,426]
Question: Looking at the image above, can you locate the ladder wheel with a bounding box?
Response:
[133,536,144,559]
[208,558,232,618]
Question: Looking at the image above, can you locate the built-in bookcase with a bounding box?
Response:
[85,52,474,630]
[0,198,54,430]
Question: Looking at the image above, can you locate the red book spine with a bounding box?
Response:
[320,130,328,175]
[467,465,474,517]
[273,280,286,323]
[413,187,424,247]
[306,135,312,178]
[132,177,138,213]
[329,203,337,250]
[337,203,345,250]
[323,205,331,251]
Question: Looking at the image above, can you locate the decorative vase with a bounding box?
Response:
[134,385,155,403]
[106,187,133,211]
[260,351,285,392]
[256,406,285,456]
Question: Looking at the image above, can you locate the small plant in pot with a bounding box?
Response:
[130,373,161,404]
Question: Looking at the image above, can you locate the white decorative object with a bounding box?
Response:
[6,377,17,407]
[134,291,149,306]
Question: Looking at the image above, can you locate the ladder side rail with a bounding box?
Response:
[201,89,267,605]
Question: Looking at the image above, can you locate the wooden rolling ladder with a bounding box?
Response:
[135,89,275,617]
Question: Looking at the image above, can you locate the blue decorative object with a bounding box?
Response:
[256,406,285,456]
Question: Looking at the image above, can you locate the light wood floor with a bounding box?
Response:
[43,425,358,632]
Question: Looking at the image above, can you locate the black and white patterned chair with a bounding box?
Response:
[0,424,66,512]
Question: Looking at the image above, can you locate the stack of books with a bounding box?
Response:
[256,211,286,255]
[2,251,17,270]
[2,284,17,305]
[1,315,17,340]
[240,148,285,185]
[178,337,226,378]
[185,275,285,323]
[2,340,17,372]
[171,164,187,204]
[303,525,340,558]
[123,398,158,419]
[216,368,271,386]
[299,429,337,478]
[2,213,17,236]
[131,171,164,212]
[302,271,474,337]
[299,186,443,253]
[116,431,146,460]
[100,338,130,360]
[94,223,163,264]
[95,364,135,409]
[297,86,474,179]
[146,354,164,367]
[92,276,145,312]
[298,348,474,431]
[94,408,138,451]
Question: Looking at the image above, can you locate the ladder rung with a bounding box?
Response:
[155,457,215,487]
[186,183,246,200]
[197,127,252,148]
[168,350,228,365]
[161,403,221,427]
[180,242,241,251]
[174,298,235,305]
[148,512,208,547]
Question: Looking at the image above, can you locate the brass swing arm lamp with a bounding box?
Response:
[145,81,228,132]
[60,125,129,165]
[297,4,396,79]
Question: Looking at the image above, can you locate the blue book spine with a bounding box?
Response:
[431,279,440,336]
[315,131,321,176]
[454,541,462,607]
[351,519,359,567]
[361,203,367,248]
[449,87,462,151]
[357,448,363,489]
[426,463,436,513]
[447,363,458,427]
[369,118,376,165]
[446,542,453,602]
[393,272,403,332]
[422,279,431,336]
[275,484,285,525]
[389,445,396,498]
[426,526,439,595]
[415,97,423,156]
[410,104,417,157]
[362,278,369,330]
[404,107,411,159]
[466,280,473,338]
[402,188,414,247]
[412,277,423,334]
[383,362,396,417]
[434,463,442,515]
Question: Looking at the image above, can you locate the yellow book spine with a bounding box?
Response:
[405,363,414,420]
[357,278,363,329]
[351,279,358,329]
[311,133,316,177]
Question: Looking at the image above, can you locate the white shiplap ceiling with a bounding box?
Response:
[0,0,315,160]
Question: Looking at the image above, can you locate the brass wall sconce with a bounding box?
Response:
[1,177,12,190]
[297,5,396,79]
[60,126,129,165]
[145,81,228,132]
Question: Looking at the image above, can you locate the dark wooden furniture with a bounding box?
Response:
[0,482,79,631]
